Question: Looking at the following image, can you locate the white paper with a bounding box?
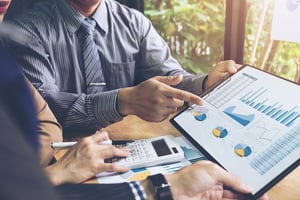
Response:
[271,0,300,43]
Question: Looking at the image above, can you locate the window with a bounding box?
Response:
[144,0,226,74]
[245,0,300,82]
[145,0,300,83]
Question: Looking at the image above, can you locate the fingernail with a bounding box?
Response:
[100,140,112,145]
[197,99,204,105]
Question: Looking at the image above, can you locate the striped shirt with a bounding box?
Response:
[8,0,206,135]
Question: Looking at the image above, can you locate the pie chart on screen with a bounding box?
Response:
[212,127,228,138]
[234,144,252,157]
[193,111,207,121]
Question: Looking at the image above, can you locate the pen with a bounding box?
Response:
[51,140,112,149]
[51,140,134,149]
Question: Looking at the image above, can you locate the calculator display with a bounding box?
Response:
[152,139,172,156]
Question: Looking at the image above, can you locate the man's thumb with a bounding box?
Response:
[153,75,183,86]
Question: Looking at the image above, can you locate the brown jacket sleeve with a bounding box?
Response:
[25,78,63,166]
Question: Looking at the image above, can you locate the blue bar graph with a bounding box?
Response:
[240,88,300,127]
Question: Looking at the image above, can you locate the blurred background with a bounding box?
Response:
[144,0,300,82]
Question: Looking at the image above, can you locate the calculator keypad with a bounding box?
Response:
[104,135,184,169]
[112,140,156,164]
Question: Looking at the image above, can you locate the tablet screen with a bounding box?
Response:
[171,65,300,198]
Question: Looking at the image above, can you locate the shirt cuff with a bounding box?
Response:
[201,75,208,92]
[92,89,124,127]
[129,181,147,200]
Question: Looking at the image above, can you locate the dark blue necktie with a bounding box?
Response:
[80,18,106,94]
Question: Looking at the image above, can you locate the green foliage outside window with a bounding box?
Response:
[144,0,300,82]
[144,0,226,74]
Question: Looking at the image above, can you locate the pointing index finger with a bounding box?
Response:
[164,87,203,105]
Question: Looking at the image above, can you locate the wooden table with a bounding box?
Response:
[103,115,300,200]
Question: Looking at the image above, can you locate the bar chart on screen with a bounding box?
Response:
[240,87,300,127]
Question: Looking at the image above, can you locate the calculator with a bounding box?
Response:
[106,135,184,169]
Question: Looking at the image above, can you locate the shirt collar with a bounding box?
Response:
[57,0,108,34]
[93,0,108,33]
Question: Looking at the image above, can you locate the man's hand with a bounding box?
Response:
[45,131,130,185]
[165,160,268,200]
[117,75,203,122]
[204,60,240,91]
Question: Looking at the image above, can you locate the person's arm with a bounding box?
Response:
[138,14,239,96]
[25,77,63,166]
[203,60,239,91]
[116,15,238,123]
[118,75,203,122]
[54,160,268,200]
[137,15,208,96]
[141,161,268,200]
[0,103,59,200]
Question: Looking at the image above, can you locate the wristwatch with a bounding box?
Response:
[147,174,173,200]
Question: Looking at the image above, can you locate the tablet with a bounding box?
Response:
[170,65,300,199]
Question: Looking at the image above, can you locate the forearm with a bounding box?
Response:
[176,74,207,96]
[44,90,124,136]
[36,100,63,166]
[139,19,207,97]
[25,77,63,166]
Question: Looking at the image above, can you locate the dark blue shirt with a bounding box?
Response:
[0,44,38,151]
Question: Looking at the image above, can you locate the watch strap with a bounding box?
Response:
[147,174,173,200]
